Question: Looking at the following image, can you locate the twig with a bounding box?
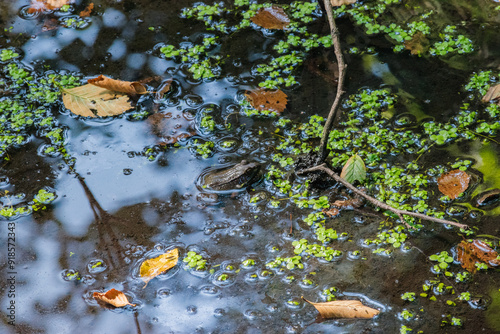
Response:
[317,0,347,164]
[298,164,469,229]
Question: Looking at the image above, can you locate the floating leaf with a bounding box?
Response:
[482,84,500,104]
[332,197,364,209]
[155,79,173,100]
[140,248,179,286]
[28,0,73,13]
[437,170,470,199]
[93,288,135,308]
[79,3,94,17]
[457,240,500,273]
[88,75,148,95]
[340,155,366,184]
[245,88,287,113]
[404,32,429,56]
[330,0,357,7]
[322,207,340,217]
[62,84,133,117]
[303,297,379,319]
[250,6,289,30]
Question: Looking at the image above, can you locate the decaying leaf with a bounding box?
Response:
[457,240,500,273]
[404,32,429,55]
[88,75,148,95]
[482,84,500,104]
[475,189,500,207]
[147,109,195,145]
[437,170,470,199]
[332,197,364,209]
[93,288,135,308]
[340,155,366,184]
[250,6,289,30]
[322,207,340,217]
[79,3,94,17]
[62,84,133,117]
[305,55,339,84]
[330,0,357,7]
[245,88,287,113]
[303,297,379,319]
[28,0,73,13]
[140,248,179,285]
[155,79,173,100]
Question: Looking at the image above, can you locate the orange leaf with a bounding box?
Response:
[457,240,500,273]
[303,297,379,319]
[88,75,148,95]
[28,0,73,13]
[79,3,94,17]
[140,248,179,286]
[330,0,357,6]
[93,289,135,308]
[437,170,470,199]
[332,198,364,209]
[250,6,289,30]
[482,84,500,104]
[404,32,429,56]
[245,88,287,113]
[322,207,340,217]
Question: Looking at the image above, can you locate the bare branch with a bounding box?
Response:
[298,164,469,230]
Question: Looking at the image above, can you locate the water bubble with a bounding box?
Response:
[186,305,197,314]
[123,168,133,175]
[213,308,226,318]
[87,259,107,274]
[157,288,171,298]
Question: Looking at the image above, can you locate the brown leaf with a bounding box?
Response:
[140,248,179,286]
[147,109,195,145]
[330,0,357,7]
[457,240,500,273]
[62,84,133,117]
[245,88,287,113]
[250,6,289,30]
[88,75,148,95]
[404,32,429,56]
[303,297,380,319]
[332,198,364,209]
[482,84,500,104]
[93,289,135,308]
[437,170,470,199]
[79,3,94,17]
[28,0,73,13]
[322,207,340,217]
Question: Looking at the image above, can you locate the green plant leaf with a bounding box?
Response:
[340,154,366,184]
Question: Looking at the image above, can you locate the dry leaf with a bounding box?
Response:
[93,289,135,308]
[332,197,364,209]
[437,170,470,199]
[330,0,357,7]
[482,84,500,104]
[404,32,429,56]
[303,297,379,319]
[322,207,340,217]
[79,3,94,17]
[250,6,289,30]
[140,248,179,286]
[62,84,133,117]
[457,240,500,273]
[147,110,195,145]
[28,0,73,13]
[245,88,287,113]
[88,75,148,95]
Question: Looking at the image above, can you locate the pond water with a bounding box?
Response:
[1,0,500,333]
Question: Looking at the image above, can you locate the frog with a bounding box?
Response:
[199,160,261,192]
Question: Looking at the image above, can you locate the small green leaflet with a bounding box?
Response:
[340,154,366,184]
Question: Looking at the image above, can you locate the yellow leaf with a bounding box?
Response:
[140,248,179,286]
[93,288,135,308]
[62,84,133,117]
[303,297,380,319]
